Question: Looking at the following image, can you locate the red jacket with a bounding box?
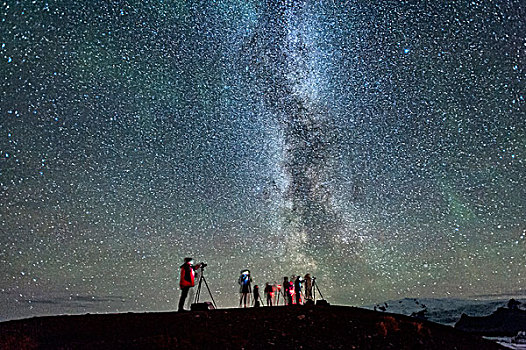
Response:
[180,262,196,289]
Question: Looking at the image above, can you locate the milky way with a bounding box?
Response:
[1,1,525,319]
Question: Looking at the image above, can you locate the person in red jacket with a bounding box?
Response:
[178,257,201,312]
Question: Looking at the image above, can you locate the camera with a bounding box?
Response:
[199,262,208,268]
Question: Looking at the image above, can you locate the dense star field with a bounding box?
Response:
[1,1,524,320]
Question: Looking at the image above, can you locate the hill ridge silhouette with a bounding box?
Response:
[0,305,504,349]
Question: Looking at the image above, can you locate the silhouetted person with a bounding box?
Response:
[253,285,261,307]
[294,276,302,305]
[239,269,252,308]
[264,282,274,306]
[287,278,294,305]
[178,257,201,312]
[304,274,313,302]
[283,277,290,305]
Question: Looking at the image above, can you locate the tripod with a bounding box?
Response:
[312,277,325,302]
[193,266,217,309]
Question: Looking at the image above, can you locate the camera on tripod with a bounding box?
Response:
[191,262,217,311]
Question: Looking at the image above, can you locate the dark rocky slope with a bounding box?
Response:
[455,307,526,336]
[1,305,505,349]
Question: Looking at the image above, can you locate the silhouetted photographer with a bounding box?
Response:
[239,269,252,308]
[178,257,202,312]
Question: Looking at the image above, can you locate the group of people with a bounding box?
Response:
[177,257,317,312]
[238,270,315,308]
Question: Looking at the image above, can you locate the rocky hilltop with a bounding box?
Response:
[0,305,505,349]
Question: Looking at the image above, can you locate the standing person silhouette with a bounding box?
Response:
[238,269,252,308]
[264,282,274,306]
[294,276,302,305]
[253,285,261,307]
[178,257,202,312]
[282,277,290,305]
[304,274,313,303]
[288,277,295,305]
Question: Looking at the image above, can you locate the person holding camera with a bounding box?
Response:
[178,257,202,312]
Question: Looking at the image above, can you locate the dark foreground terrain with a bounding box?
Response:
[455,307,526,336]
[0,305,504,349]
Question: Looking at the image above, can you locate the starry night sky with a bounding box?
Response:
[1,0,525,320]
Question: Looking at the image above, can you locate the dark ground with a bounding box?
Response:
[455,307,526,336]
[0,305,505,349]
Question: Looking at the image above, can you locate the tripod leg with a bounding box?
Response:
[201,276,218,309]
[194,277,203,304]
[315,282,324,300]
